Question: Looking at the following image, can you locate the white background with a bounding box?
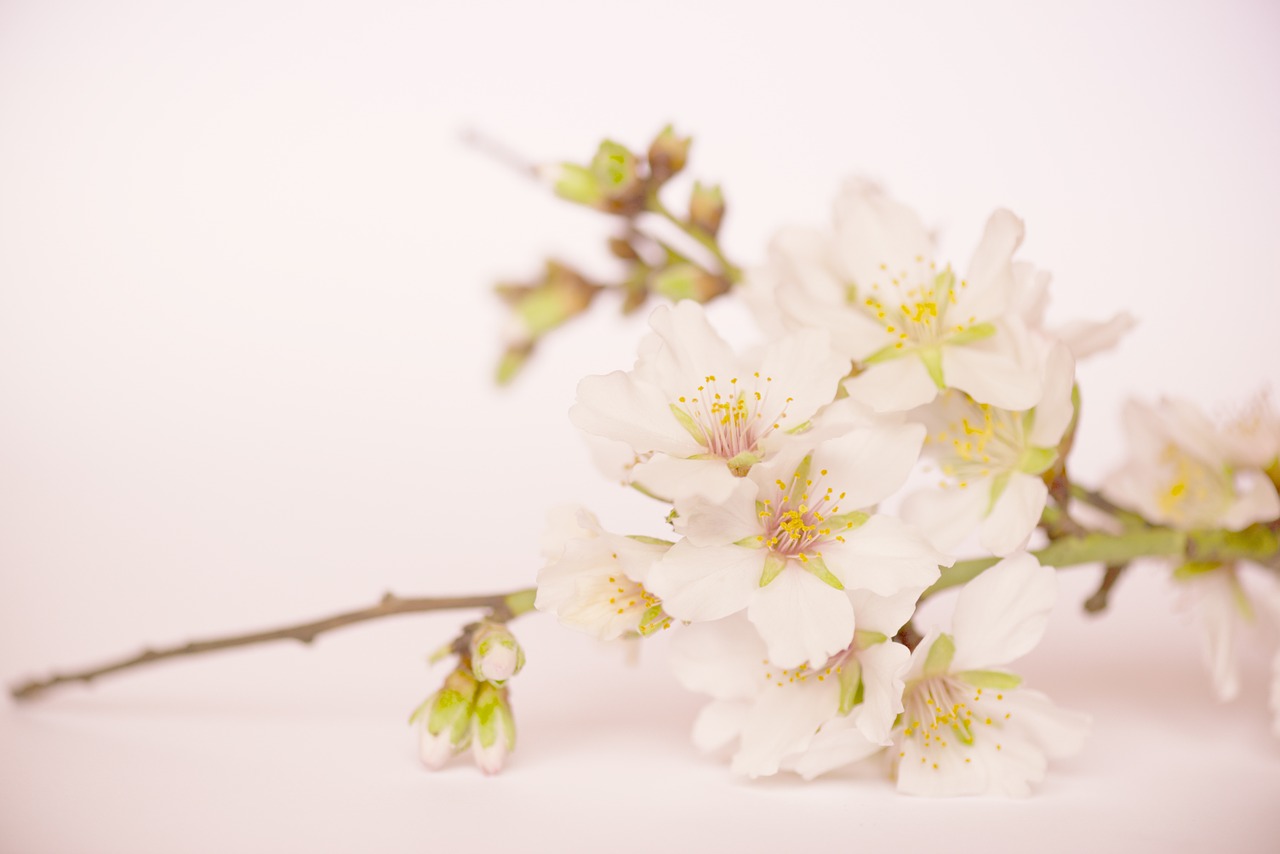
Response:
[2,1,1279,851]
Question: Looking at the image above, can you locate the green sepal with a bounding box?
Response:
[502,588,538,618]
[408,696,433,726]
[734,535,764,548]
[637,604,671,637]
[804,555,844,590]
[922,633,956,677]
[627,535,675,546]
[951,719,975,745]
[551,163,602,206]
[788,455,813,504]
[987,471,1012,514]
[956,669,1023,690]
[427,689,472,738]
[854,629,888,647]
[919,347,945,389]
[727,451,761,477]
[1173,560,1221,580]
[669,403,708,444]
[472,683,504,748]
[931,266,956,304]
[759,553,787,587]
[822,511,870,533]
[863,343,907,366]
[1019,446,1058,476]
[947,322,997,346]
[837,659,863,716]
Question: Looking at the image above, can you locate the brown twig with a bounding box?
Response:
[10,588,537,702]
[1083,564,1128,613]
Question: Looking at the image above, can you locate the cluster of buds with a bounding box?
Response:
[410,620,525,774]
[495,126,732,383]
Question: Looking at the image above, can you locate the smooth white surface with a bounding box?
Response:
[2,1,1279,851]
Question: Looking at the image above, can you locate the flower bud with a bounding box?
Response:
[688,181,725,237]
[409,667,479,770]
[470,682,516,775]
[651,263,731,304]
[469,621,525,686]
[549,141,646,215]
[647,125,691,185]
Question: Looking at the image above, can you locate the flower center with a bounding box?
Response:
[756,462,856,559]
[927,399,1025,485]
[672,373,793,461]
[1156,444,1234,527]
[900,676,1012,767]
[857,260,976,350]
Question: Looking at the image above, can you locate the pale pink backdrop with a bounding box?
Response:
[2,1,1279,851]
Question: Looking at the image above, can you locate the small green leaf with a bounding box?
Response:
[922,633,956,677]
[956,669,1023,690]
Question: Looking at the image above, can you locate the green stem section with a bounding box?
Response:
[923,523,1280,599]
[646,193,743,283]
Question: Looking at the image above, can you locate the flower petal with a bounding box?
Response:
[756,330,852,426]
[957,208,1023,323]
[951,552,1056,670]
[747,567,855,669]
[821,514,947,597]
[853,640,912,745]
[981,474,1049,557]
[1027,341,1077,448]
[940,339,1042,410]
[900,484,988,554]
[783,714,884,780]
[732,679,841,778]
[811,422,926,510]
[571,370,701,457]
[646,540,763,622]
[668,616,767,701]
[843,357,939,413]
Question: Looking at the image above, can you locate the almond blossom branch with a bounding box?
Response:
[9,588,538,702]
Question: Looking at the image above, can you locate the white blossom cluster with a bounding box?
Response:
[533,182,1280,795]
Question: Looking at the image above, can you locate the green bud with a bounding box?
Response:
[414,666,479,770]
[469,621,525,686]
[470,682,516,774]
[647,125,692,184]
[688,181,725,237]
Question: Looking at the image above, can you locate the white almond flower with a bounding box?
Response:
[751,180,1043,413]
[1103,397,1279,533]
[1104,397,1280,710]
[646,422,949,669]
[570,300,850,503]
[534,506,670,641]
[893,553,1089,797]
[901,341,1076,556]
[668,587,920,779]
